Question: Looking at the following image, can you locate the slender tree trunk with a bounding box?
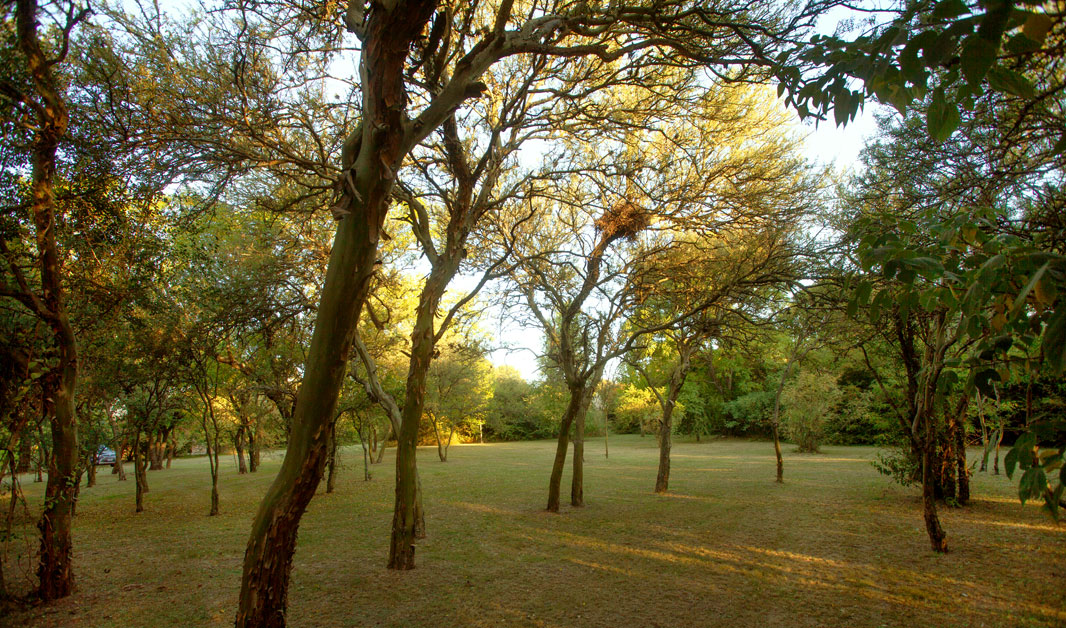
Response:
[375,423,390,464]
[248,425,259,473]
[430,415,450,462]
[975,392,989,472]
[357,424,372,481]
[654,347,692,494]
[655,404,675,494]
[547,388,582,512]
[993,425,1003,475]
[134,432,145,513]
[604,408,609,459]
[921,442,948,552]
[956,410,969,506]
[208,436,220,517]
[571,394,588,507]
[166,435,175,469]
[236,426,248,475]
[85,457,96,488]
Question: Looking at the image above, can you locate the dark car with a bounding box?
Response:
[96,446,116,465]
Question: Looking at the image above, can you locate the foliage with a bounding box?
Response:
[781,371,842,453]
[719,390,776,437]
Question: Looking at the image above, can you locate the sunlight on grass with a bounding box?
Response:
[5,436,1064,628]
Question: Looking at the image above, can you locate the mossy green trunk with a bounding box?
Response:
[234,2,437,623]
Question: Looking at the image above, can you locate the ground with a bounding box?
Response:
[3,436,1063,627]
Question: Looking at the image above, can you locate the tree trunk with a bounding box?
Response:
[326,421,338,494]
[166,435,175,469]
[85,457,96,488]
[431,415,447,462]
[134,432,145,513]
[14,0,80,599]
[248,426,259,473]
[655,404,675,494]
[547,388,582,512]
[975,392,989,472]
[993,425,1003,475]
[571,397,587,507]
[921,442,948,552]
[236,426,248,475]
[375,423,390,464]
[208,439,220,517]
[956,413,969,506]
[234,0,437,606]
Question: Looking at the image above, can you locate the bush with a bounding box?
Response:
[782,371,841,452]
[717,390,775,437]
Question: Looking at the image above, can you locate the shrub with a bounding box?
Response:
[781,371,841,453]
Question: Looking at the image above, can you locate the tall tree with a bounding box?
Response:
[0,0,88,600]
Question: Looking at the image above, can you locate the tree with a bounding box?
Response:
[781,370,842,453]
[424,340,492,461]
[0,0,89,598]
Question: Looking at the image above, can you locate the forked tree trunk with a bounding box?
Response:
[653,345,692,494]
[234,0,436,613]
[547,387,582,512]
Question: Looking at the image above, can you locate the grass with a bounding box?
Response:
[3,436,1064,627]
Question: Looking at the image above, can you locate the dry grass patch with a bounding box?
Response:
[3,437,1063,627]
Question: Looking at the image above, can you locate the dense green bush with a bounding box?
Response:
[717,390,775,437]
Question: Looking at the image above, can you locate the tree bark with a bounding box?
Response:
[235,1,436,618]
[326,420,338,494]
[921,443,948,552]
[955,403,969,506]
[571,401,586,507]
[134,432,145,513]
[249,425,260,473]
[547,388,582,512]
[236,426,248,475]
[13,0,80,600]
[85,457,96,488]
[430,415,448,462]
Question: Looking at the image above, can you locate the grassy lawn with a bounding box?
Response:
[3,436,1064,627]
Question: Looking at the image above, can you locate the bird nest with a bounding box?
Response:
[595,200,649,241]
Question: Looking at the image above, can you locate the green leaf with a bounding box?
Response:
[927,88,959,141]
[1018,467,1045,505]
[1022,12,1053,43]
[1004,445,1019,478]
[932,0,969,20]
[960,35,997,85]
[987,66,1036,98]
[1044,309,1066,374]
[1008,261,1049,320]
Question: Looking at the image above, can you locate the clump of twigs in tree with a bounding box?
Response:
[595,200,649,242]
